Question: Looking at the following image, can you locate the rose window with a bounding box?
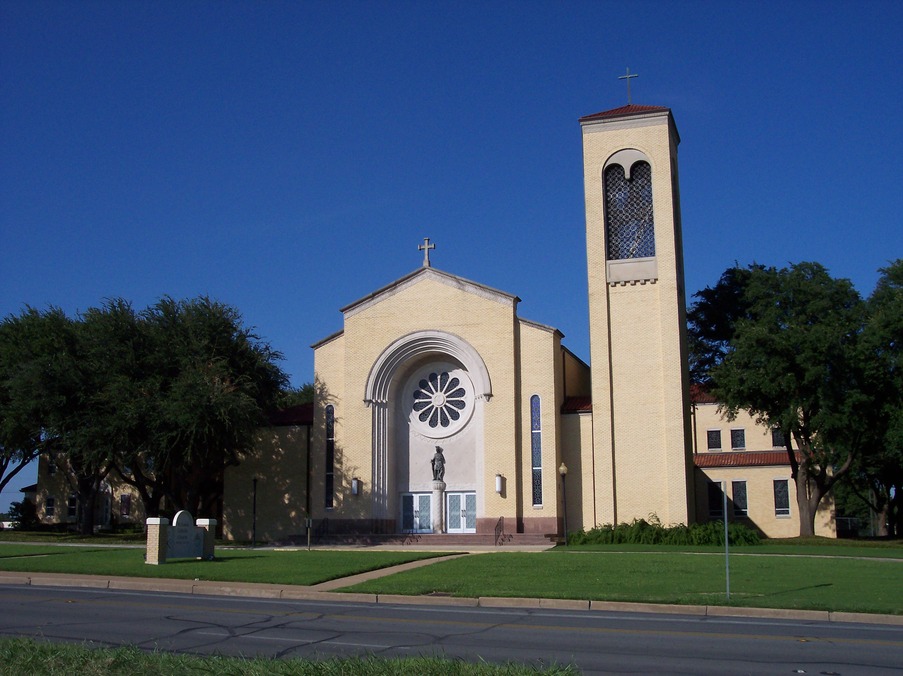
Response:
[408,367,474,438]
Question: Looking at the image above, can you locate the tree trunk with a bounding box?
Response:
[76,476,97,536]
[794,462,823,537]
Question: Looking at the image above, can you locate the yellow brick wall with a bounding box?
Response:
[691,402,778,452]
[695,466,836,538]
[313,271,523,530]
[563,410,595,530]
[34,454,144,528]
[515,321,564,533]
[582,111,692,527]
[222,424,310,541]
[562,349,591,397]
[311,332,345,519]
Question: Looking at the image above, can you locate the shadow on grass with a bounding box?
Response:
[163,555,267,565]
[760,582,833,597]
[0,549,111,560]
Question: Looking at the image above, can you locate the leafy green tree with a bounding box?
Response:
[8,499,38,530]
[689,262,869,536]
[277,383,315,407]
[687,265,757,384]
[853,260,903,535]
[138,297,288,519]
[0,309,49,497]
[3,297,289,533]
[0,306,109,534]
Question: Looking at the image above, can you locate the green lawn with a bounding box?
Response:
[1,541,901,615]
[0,545,447,586]
[344,548,903,615]
[0,638,576,675]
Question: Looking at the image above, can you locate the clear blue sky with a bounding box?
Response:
[2,1,901,510]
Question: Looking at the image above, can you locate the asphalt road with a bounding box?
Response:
[1,584,901,674]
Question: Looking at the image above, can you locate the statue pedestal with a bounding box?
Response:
[431,480,446,534]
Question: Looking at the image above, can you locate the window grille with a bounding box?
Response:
[773,479,790,517]
[707,482,724,520]
[771,429,785,448]
[706,430,722,451]
[732,481,748,517]
[604,161,655,260]
[730,428,746,450]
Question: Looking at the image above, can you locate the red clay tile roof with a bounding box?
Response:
[689,383,718,404]
[562,396,592,413]
[579,104,671,123]
[694,451,796,468]
[267,403,313,426]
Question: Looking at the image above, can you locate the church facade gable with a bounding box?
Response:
[310,267,567,536]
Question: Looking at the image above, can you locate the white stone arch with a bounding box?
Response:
[365,330,492,405]
[364,330,491,526]
[603,147,650,179]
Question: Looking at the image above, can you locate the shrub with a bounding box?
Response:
[568,516,760,546]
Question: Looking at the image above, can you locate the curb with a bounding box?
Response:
[1,571,901,626]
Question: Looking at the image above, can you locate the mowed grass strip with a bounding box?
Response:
[343,549,903,615]
[0,638,577,676]
[0,545,447,586]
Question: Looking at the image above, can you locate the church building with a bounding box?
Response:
[234,102,699,541]
[34,103,836,541]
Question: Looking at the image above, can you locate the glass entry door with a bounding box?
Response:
[401,493,431,533]
[446,492,476,533]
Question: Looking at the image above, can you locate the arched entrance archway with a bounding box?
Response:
[364,331,491,532]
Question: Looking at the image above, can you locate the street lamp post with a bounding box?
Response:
[559,462,569,546]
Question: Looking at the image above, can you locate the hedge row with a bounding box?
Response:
[568,518,761,546]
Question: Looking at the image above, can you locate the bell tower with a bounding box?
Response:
[580,104,694,526]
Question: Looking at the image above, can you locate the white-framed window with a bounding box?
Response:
[773,479,791,517]
[707,481,724,520]
[530,395,542,506]
[706,430,722,451]
[730,428,746,450]
[732,480,748,517]
[67,494,77,519]
[45,496,55,518]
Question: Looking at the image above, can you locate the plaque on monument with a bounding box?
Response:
[166,510,204,559]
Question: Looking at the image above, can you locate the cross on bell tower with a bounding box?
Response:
[418,237,435,267]
[618,67,638,104]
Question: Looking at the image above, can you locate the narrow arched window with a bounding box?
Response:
[604,160,655,260]
[530,395,542,506]
[325,405,335,509]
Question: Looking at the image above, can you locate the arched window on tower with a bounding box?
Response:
[603,149,658,283]
[605,161,654,260]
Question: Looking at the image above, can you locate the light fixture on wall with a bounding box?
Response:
[495,474,503,494]
[351,478,361,496]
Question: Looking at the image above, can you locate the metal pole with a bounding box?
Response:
[562,474,569,546]
[723,480,730,600]
[252,477,258,549]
